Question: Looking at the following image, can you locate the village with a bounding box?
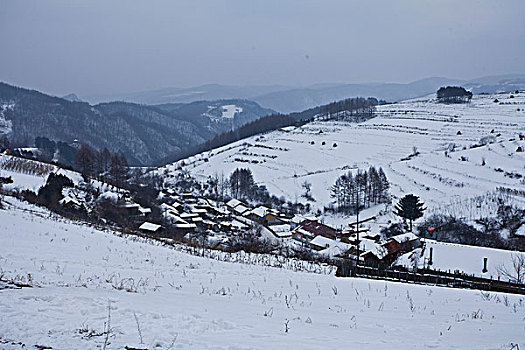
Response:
[131,188,425,269]
[2,150,524,296]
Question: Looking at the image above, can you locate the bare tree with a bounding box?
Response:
[497,253,525,284]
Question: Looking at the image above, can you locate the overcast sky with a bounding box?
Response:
[1,0,524,96]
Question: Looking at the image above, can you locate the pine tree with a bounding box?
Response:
[393,194,426,231]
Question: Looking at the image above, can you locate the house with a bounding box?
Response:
[191,208,208,216]
[292,220,337,243]
[173,223,197,231]
[390,233,421,252]
[246,206,279,225]
[232,204,250,216]
[361,239,402,267]
[138,207,151,216]
[309,235,352,257]
[139,222,162,234]
[226,199,243,210]
[118,201,141,216]
[180,212,200,219]
[207,205,230,217]
[59,195,86,213]
[309,235,336,251]
[269,224,292,238]
[290,215,318,230]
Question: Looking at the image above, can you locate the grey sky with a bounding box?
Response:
[1,0,524,96]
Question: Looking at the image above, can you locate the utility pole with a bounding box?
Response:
[355,184,360,266]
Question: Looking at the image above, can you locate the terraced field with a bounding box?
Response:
[159,92,525,218]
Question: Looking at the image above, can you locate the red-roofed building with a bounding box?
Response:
[292,220,337,243]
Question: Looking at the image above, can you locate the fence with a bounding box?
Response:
[336,261,525,295]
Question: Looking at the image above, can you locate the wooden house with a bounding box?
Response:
[292,219,337,244]
[139,222,162,234]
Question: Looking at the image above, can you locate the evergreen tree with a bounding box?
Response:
[393,194,426,231]
[37,173,74,208]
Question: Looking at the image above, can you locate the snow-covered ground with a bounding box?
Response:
[159,92,525,219]
[0,154,83,192]
[1,197,524,349]
[221,104,243,119]
[396,238,522,278]
[0,103,14,135]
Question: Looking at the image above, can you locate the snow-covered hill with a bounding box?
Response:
[160,91,525,221]
[0,198,523,349]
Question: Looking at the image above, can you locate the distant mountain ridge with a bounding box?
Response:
[0,83,273,166]
[85,74,525,113]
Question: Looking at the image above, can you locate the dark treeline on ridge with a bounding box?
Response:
[160,97,384,165]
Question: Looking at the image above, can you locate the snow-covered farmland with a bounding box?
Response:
[160,92,525,217]
[0,198,524,349]
[221,104,243,119]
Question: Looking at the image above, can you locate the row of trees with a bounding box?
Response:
[319,97,380,120]
[74,144,128,185]
[229,168,271,202]
[34,136,77,165]
[437,86,472,103]
[330,166,390,214]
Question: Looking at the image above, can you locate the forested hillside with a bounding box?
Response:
[0,83,272,166]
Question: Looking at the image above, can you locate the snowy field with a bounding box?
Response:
[1,197,524,349]
[159,92,525,219]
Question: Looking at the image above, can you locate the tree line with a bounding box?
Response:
[330,166,390,214]
[74,144,129,185]
[162,96,383,165]
[437,86,472,103]
[319,97,380,121]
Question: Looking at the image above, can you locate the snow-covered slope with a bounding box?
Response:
[0,198,523,349]
[0,102,14,135]
[160,92,525,217]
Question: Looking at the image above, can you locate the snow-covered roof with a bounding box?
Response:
[139,207,151,215]
[515,223,525,237]
[270,224,290,232]
[173,223,197,229]
[295,227,315,238]
[231,220,248,229]
[274,230,292,238]
[249,206,270,217]
[310,235,336,248]
[311,236,352,257]
[139,222,161,232]
[160,203,179,213]
[291,215,317,224]
[226,199,242,208]
[391,232,419,244]
[59,196,82,207]
[121,202,140,209]
[181,212,200,218]
[165,212,187,224]
[209,206,229,215]
[233,204,250,215]
[363,245,389,260]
